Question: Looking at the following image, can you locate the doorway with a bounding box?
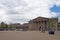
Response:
[39,26,41,31]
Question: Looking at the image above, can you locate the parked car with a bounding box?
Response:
[49,29,55,35]
[0,28,4,31]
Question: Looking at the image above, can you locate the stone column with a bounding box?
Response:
[40,21,42,31]
[45,21,46,31]
[34,22,36,30]
[45,21,48,31]
[43,21,45,31]
[33,22,35,30]
[35,21,39,31]
[39,21,41,31]
[38,21,39,31]
[35,22,37,31]
[36,22,38,30]
[41,21,45,32]
[41,21,43,31]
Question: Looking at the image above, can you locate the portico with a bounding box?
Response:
[28,17,58,31]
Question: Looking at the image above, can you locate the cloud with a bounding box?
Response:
[54,0,60,6]
[50,0,60,19]
[0,0,59,24]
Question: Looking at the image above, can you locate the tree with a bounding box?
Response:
[8,23,14,28]
[48,18,55,31]
[58,22,60,28]
[0,22,8,28]
[0,22,5,28]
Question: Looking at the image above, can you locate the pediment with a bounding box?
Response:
[32,17,48,21]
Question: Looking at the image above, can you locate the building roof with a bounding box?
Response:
[29,17,48,22]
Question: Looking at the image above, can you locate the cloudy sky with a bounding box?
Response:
[0,0,60,24]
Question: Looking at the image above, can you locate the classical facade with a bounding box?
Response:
[28,17,58,31]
